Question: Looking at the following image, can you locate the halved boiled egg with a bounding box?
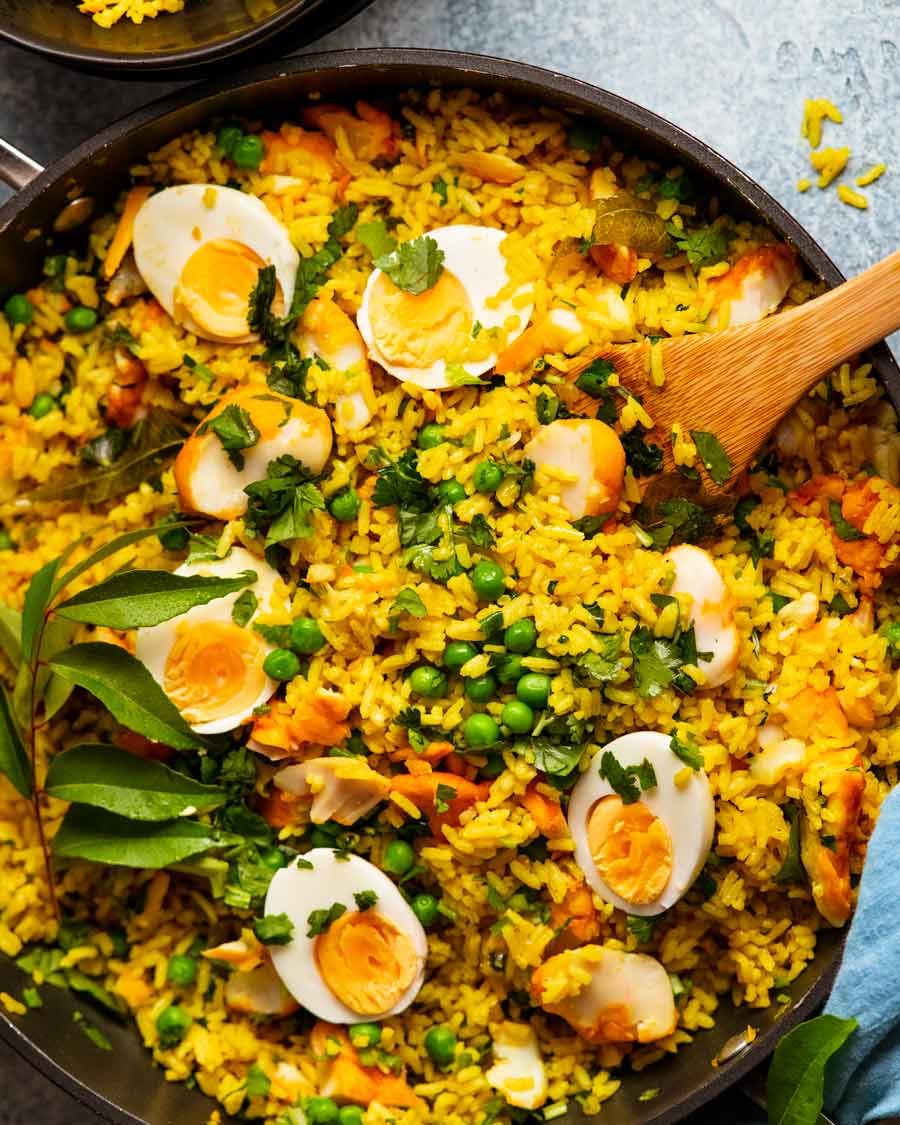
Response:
[531,945,676,1045]
[567,731,714,917]
[132,184,298,342]
[134,547,282,735]
[265,849,427,1023]
[174,384,332,521]
[356,225,533,390]
[524,418,625,519]
[666,544,739,688]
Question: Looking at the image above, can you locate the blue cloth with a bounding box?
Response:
[824,786,900,1122]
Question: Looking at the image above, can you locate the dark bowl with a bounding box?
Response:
[0,0,374,79]
[0,46,889,1125]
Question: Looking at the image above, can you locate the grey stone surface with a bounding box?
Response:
[0,0,896,1120]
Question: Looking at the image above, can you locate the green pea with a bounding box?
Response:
[43,254,68,279]
[4,294,33,325]
[306,1096,340,1124]
[263,648,301,681]
[501,699,534,734]
[0,530,14,552]
[28,392,56,419]
[329,488,361,522]
[470,560,505,601]
[495,653,525,684]
[443,641,477,671]
[338,1107,363,1125]
[349,1022,382,1048]
[232,133,266,170]
[259,847,287,871]
[383,839,415,876]
[504,618,537,654]
[157,517,189,552]
[479,752,505,779]
[473,460,503,493]
[166,954,198,987]
[64,305,98,334]
[424,1025,457,1067]
[417,423,446,450]
[290,617,326,654]
[409,665,448,699]
[463,712,500,749]
[516,672,551,709]
[411,893,439,926]
[464,674,496,703]
[155,1004,192,1047]
[216,124,244,157]
[436,479,466,505]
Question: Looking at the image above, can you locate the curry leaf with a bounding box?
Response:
[0,684,30,797]
[691,430,733,486]
[45,744,227,821]
[375,236,445,295]
[21,557,60,662]
[21,409,187,506]
[774,803,805,885]
[0,604,22,668]
[53,805,238,868]
[52,522,193,599]
[48,643,204,751]
[766,1013,858,1125]
[55,569,257,629]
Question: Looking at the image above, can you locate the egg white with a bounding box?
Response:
[356,224,533,389]
[667,544,739,688]
[134,547,281,736]
[131,184,298,341]
[265,849,428,1023]
[567,730,715,917]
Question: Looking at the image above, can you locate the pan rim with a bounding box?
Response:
[0,45,878,1125]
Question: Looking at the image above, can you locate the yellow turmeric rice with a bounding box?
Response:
[1,88,900,1124]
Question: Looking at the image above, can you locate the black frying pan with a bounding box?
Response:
[0,0,374,78]
[0,47,889,1125]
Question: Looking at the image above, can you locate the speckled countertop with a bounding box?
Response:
[0,0,896,1120]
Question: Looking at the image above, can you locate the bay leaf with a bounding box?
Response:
[592,191,670,259]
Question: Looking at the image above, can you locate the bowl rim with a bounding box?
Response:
[0,45,886,1125]
[0,0,374,76]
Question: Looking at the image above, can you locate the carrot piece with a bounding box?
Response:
[522,781,568,838]
[102,186,153,281]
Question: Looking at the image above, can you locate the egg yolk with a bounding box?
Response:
[175,239,280,340]
[587,796,673,905]
[368,269,473,369]
[164,619,267,724]
[315,909,417,1016]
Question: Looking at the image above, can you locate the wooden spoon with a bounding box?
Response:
[565,249,900,481]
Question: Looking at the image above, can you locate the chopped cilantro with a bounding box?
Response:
[574,634,623,685]
[690,430,732,485]
[375,235,444,295]
[200,403,260,471]
[511,735,584,785]
[658,173,693,202]
[252,913,295,946]
[733,494,775,564]
[567,120,604,153]
[456,513,495,548]
[666,222,730,269]
[627,915,656,943]
[638,1088,661,1103]
[598,751,658,804]
[266,353,314,402]
[435,783,457,814]
[774,803,805,885]
[536,391,573,425]
[432,177,449,204]
[231,589,258,628]
[769,590,791,613]
[445,363,485,386]
[243,454,324,547]
[670,733,703,770]
[621,425,664,477]
[245,1064,271,1098]
[829,592,852,616]
[371,448,432,512]
[629,625,697,697]
[828,499,864,541]
[572,513,613,539]
[389,587,427,629]
[354,890,378,911]
[393,707,445,754]
[306,902,348,937]
[357,219,397,260]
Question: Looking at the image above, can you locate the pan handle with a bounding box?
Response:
[0,138,44,191]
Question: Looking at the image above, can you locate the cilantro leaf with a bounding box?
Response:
[243,454,324,547]
[435,783,457,814]
[635,497,716,549]
[398,506,444,548]
[567,120,604,153]
[306,902,347,937]
[357,220,397,260]
[389,587,427,630]
[670,733,703,770]
[432,177,449,204]
[574,634,623,685]
[629,625,691,698]
[573,513,613,539]
[574,357,616,399]
[456,514,495,548]
[252,912,294,945]
[627,914,656,943]
[265,353,314,402]
[375,236,445,295]
[828,499,864,541]
[393,707,445,754]
[511,733,584,784]
[621,426,664,478]
[691,430,732,486]
[445,363,485,387]
[667,223,729,270]
[231,589,258,627]
[599,751,658,804]
[200,403,260,470]
[245,1064,271,1098]
[354,890,378,911]
[371,449,432,512]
